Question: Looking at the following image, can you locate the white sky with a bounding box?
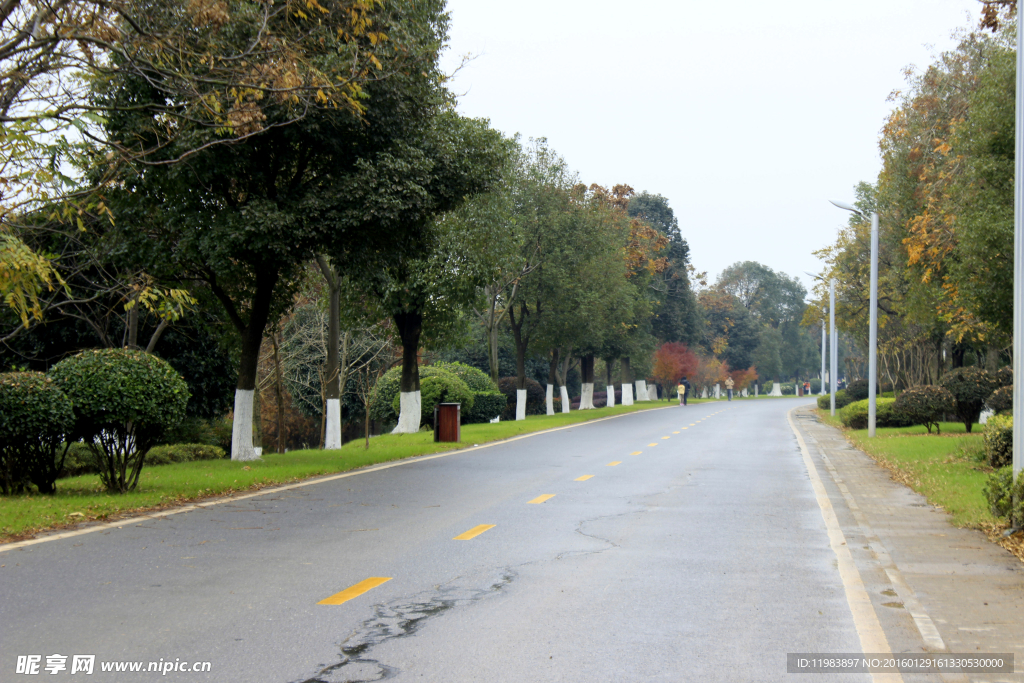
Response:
[439,0,982,296]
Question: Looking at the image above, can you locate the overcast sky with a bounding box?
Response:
[438,0,982,298]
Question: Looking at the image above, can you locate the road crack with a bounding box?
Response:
[293,570,516,683]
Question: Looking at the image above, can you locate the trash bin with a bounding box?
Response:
[434,403,461,443]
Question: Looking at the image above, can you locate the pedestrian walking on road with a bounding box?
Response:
[725,377,734,401]
[678,377,691,406]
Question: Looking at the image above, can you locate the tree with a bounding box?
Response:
[699,290,760,372]
[628,192,702,345]
[100,2,501,457]
[650,342,698,400]
[2,0,401,336]
[352,138,509,436]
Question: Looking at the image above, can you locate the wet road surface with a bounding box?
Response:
[2,398,926,682]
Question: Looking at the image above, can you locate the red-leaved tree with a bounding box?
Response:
[729,366,758,392]
[651,343,699,400]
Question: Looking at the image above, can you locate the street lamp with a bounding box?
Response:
[1013,0,1023,523]
[820,321,827,396]
[830,200,879,437]
[830,279,837,415]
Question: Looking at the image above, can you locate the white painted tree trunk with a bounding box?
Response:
[516,389,527,420]
[546,384,555,415]
[714,384,721,399]
[742,388,748,397]
[621,383,634,406]
[980,409,995,425]
[647,385,658,401]
[770,383,783,397]
[634,380,648,401]
[755,384,759,397]
[606,385,616,407]
[392,391,422,434]
[559,385,570,413]
[231,389,259,461]
[701,386,708,399]
[324,398,342,449]
[579,383,595,409]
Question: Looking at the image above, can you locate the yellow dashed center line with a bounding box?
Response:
[648,443,658,447]
[661,436,670,440]
[607,461,622,466]
[575,475,594,481]
[528,494,556,504]
[672,431,680,434]
[318,577,391,605]
[631,451,642,455]
[453,524,495,540]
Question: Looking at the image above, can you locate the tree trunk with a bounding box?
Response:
[508,302,533,421]
[546,348,559,415]
[986,343,1000,373]
[620,357,634,405]
[579,354,595,409]
[951,342,966,369]
[272,330,286,453]
[229,268,280,461]
[555,348,573,413]
[317,256,343,449]
[488,320,501,383]
[392,310,423,433]
[605,358,616,407]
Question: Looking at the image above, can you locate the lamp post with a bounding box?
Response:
[830,278,837,416]
[820,321,827,395]
[1013,0,1023,524]
[831,200,878,437]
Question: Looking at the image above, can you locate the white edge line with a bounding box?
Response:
[787,407,903,683]
[1,405,675,554]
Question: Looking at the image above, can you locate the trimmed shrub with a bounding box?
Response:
[940,367,998,433]
[145,443,227,466]
[497,377,546,420]
[817,389,853,411]
[892,385,955,434]
[809,379,821,393]
[369,365,470,425]
[467,392,506,423]
[846,379,879,402]
[432,362,494,393]
[0,372,75,494]
[433,362,504,424]
[50,348,189,493]
[839,397,908,429]
[984,414,1013,468]
[391,372,474,429]
[987,386,1012,414]
[994,366,1013,388]
[984,466,1024,524]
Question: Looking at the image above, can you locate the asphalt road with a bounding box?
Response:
[2,398,911,682]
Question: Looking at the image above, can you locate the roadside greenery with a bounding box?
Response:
[0,403,670,543]
[821,409,995,528]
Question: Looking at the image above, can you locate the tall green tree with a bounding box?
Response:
[100,0,491,458]
[628,192,701,346]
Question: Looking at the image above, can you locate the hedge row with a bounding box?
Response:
[838,398,911,429]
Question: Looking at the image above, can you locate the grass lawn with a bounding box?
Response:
[1,401,673,543]
[815,409,996,528]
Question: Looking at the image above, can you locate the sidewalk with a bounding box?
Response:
[792,404,1024,683]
